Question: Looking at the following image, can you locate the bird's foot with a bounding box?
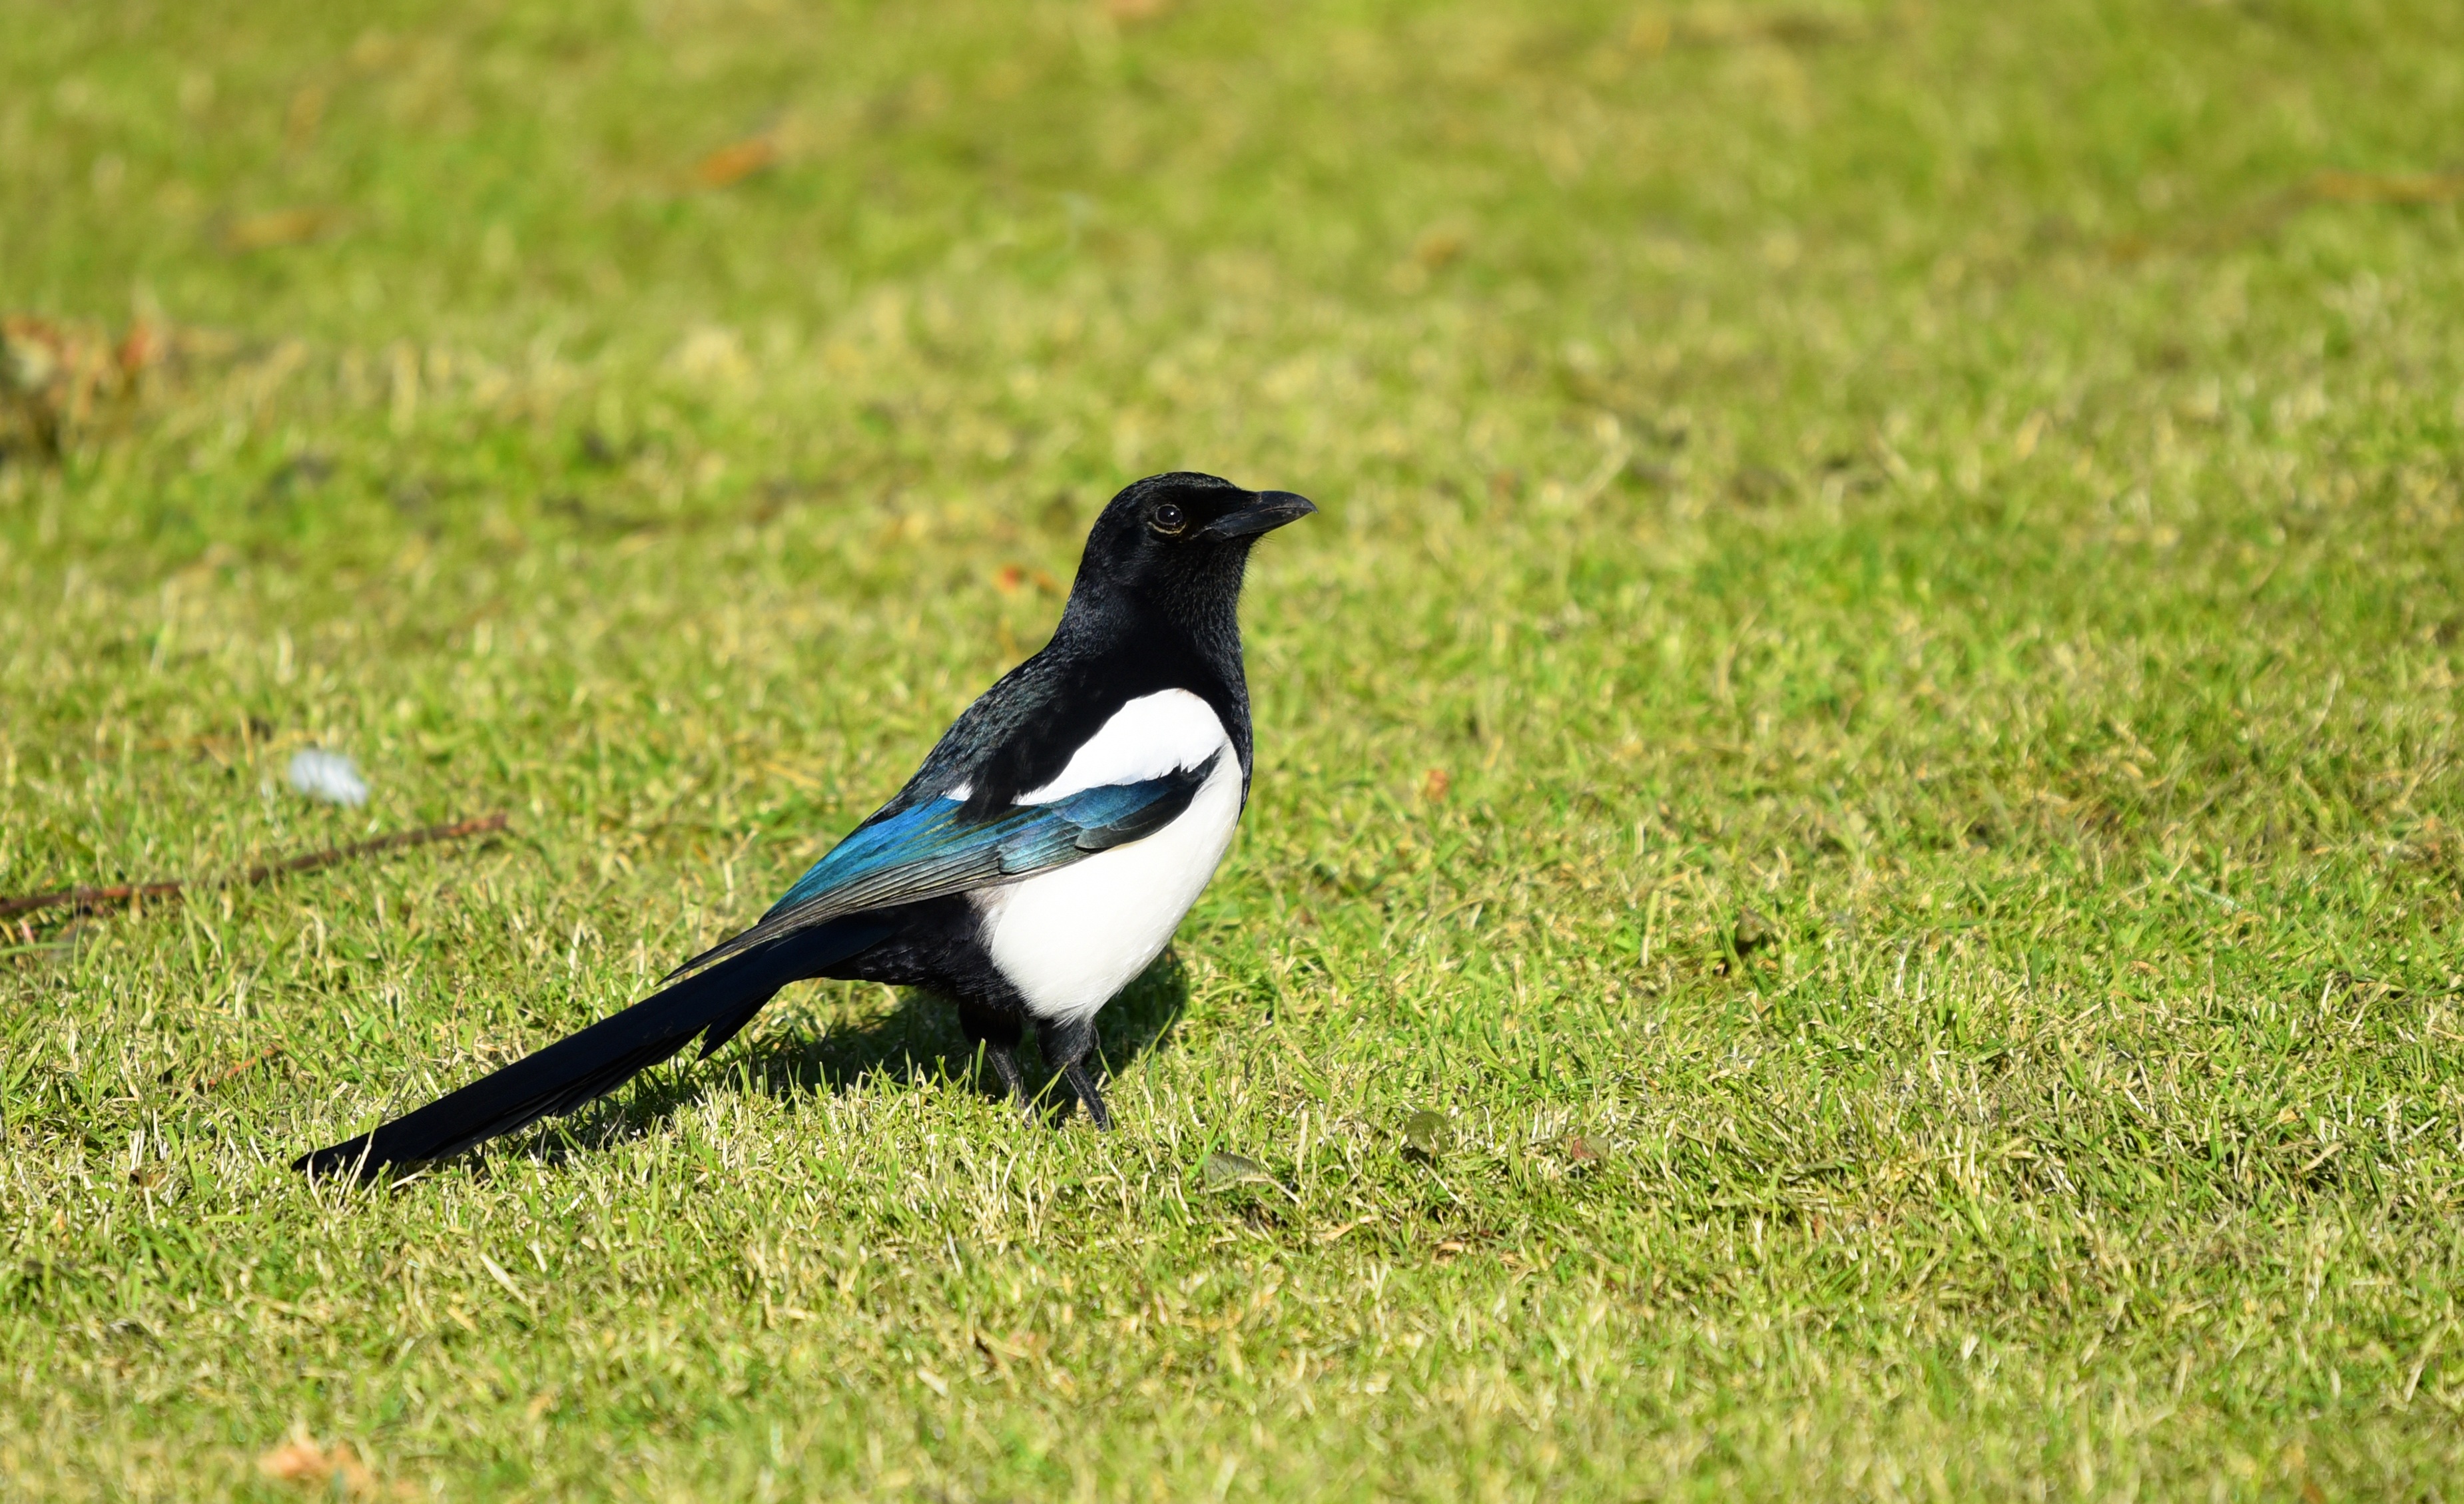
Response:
[1062,1061,1113,1130]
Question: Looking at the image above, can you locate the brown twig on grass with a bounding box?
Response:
[2108,168,2464,262]
[0,813,509,921]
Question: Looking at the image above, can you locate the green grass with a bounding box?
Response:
[6,0,2464,1497]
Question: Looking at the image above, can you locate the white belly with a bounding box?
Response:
[973,694,1244,1022]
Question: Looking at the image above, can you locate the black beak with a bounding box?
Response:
[1198,490,1318,541]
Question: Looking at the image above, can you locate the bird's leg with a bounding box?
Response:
[982,1043,1030,1110]
[958,1005,1034,1119]
[1038,1017,1113,1130]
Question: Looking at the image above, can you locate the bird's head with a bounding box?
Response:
[1062,473,1316,631]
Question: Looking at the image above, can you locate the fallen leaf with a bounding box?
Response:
[1199,1150,1273,1190]
[195,1045,282,1093]
[694,135,777,188]
[1421,767,1452,802]
[257,1432,376,1494]
[1315,1215,1377,1244]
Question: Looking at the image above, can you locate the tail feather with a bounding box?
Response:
[294,917,891,1180]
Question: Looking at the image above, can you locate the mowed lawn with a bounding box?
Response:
[5,0,2463,1497]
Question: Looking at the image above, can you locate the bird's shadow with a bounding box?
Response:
[497,950,1193,1171]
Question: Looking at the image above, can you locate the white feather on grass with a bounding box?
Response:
[287,748,369,807]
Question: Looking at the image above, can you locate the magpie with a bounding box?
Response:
[295,473,1314,1178]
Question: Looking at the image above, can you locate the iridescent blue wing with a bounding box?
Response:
[668,750,1219,977]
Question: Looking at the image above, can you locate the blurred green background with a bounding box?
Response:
[5,1,2463,1499]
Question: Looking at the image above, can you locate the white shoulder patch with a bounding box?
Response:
[1017,689,1229,805]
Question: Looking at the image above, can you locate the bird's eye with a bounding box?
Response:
[1151,502,1187,535]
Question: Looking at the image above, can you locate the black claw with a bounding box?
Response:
[1062,1061,1113,1130]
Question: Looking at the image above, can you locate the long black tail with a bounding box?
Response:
[294,917,892,1180]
